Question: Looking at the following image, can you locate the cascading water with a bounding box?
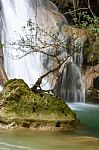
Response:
[54,63,85,102]
[0,0,85,102]
[0,85,2,91]
[1,0,44,87]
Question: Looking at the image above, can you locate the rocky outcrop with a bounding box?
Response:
[87,89,99,103]
[0,48,8,87]
[84,64,99,103]
[0,79,79,130]
[61,25,88,45]
[0,64,8,86]
[0,48,3,65]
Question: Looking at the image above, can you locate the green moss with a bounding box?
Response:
[0,79,78,130]
[0,79,75,118]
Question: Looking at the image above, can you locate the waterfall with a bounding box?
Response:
[0,0,85,102]
[1,0,43,87]
[54,63,85,102]
[0,85,2,91]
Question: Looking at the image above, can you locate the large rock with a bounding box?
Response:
[0,79,79,130]
[0,64,8,86]
[93,77,99,90]
[84,64,99,103]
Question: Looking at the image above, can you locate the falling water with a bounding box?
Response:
[0,0,85,102]
[1,0,43,87]
[54,63,85,102]
[0,85,2,91]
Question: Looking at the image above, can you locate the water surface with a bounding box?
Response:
[0,103,99,150]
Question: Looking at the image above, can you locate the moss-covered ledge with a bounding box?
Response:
[0,79,79,130]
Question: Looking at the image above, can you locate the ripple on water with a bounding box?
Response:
[0,142,37,150]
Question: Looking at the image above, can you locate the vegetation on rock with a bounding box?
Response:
[51,0,99,66]
[51,1,99,103]
[0,79,78,130]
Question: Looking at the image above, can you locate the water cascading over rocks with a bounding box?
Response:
[0,0,85,102]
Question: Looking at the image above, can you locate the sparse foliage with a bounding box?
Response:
[10,19,83,92]
[9,0,99,92]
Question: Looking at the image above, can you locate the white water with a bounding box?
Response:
[0,85,3,91]
[1,0,85,102]
[1,0,43,87]
[1,0,66,89]
[54,63,85,102]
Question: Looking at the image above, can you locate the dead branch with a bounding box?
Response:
[31,48,79,93]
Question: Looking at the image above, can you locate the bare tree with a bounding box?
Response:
[10,19,86,93]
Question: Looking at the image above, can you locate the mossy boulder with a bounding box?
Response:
[0,79,79,130]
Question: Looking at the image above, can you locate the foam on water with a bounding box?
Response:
[68,102,99,111]
[0,142,37,150]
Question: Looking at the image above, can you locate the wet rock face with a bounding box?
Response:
[93,77,99,90]
[84,65,99,90]
[0,64,8,86]
[85,65,99,103]
[87,89,99,103]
